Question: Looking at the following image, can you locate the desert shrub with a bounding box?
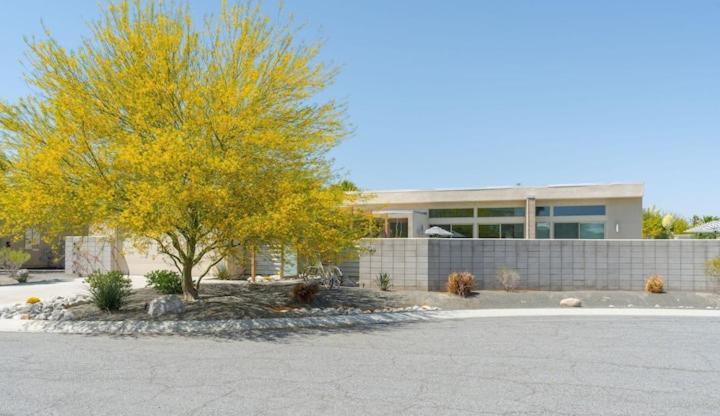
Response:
[706,257,720,278]
[145,270,183,294]
[496,266,520,292]
[376,272,392,291]
[26,296,41,304]
[14,269,29,283]
[292,281,320,304]
[447,272,474,297]
[85,271,132,312]
[215,263,232,280]
[0,248,31,278]
[644,274,665,294]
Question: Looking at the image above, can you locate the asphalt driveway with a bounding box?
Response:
[1,315,719,415]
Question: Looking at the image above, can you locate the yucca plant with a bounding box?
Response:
[376,272,392,291]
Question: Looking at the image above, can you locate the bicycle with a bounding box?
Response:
[300,262,344,289]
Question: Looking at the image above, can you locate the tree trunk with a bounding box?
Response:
[250,246,257,282]
[181,261,198,301]
[279,245,285,279]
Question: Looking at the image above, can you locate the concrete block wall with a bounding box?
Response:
[359,239,429,290]
[359,238,720,292]
[64,236,116,276]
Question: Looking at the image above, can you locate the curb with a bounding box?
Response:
[1,308,719,335]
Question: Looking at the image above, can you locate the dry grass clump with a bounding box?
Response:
[644,274,665,294]
[496,266,520,292]
[447,272,475,297]
[292,282,320,304]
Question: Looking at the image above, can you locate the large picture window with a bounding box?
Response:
[477,207,525,217]
[501,224,524,239]
[476,224,524,238]
[431,224,473,238]
[554,223,579,239]
[554,222,605,239]
[579,223,604,239]
[536,222,550,239]
[477,224,500,238]
[429,208,474,218]
[553,205,606,216]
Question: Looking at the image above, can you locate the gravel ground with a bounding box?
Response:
[62,282,720,321]
[66,283,413,321]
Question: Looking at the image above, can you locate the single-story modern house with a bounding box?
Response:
[354,183,643,240]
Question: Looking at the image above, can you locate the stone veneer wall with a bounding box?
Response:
[359,239,720,292]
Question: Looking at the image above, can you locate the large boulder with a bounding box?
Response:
[147,295,186,318]
[560,297,582,307]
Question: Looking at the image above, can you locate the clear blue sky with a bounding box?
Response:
[1,1,718,217]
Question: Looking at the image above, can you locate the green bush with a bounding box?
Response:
[85,271,132,312]
[376,272,392,291]
[15,269,29,283]
[706,257,720,278]
[145,269,183,294]
[0,247,31,279]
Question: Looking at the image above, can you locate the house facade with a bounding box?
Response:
[355,183,643,240]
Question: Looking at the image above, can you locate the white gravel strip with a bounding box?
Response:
[1,308,720,335]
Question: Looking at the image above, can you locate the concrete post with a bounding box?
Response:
[525,196,536,239]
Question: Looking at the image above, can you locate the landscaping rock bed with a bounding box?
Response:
[63,284,441,321]
[0,295,83,321]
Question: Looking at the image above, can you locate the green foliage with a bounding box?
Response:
[0,247,31,277]
[643,206,688,239]
[15,269,29,283]
[85,271,132,312]
[375,272,392,291]
[145,270,182,294]
[706,257,720,278]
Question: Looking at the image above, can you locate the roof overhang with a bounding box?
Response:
[352,183,644,206]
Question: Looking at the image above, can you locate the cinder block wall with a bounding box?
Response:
[359,238,720,292]
[64,236,115,276]
[359,239,429,290]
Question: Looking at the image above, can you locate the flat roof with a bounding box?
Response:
[353,183,644,206]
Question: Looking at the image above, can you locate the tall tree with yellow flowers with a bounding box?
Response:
[0,0,366,300]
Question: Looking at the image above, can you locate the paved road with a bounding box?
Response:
[1,316,719,415]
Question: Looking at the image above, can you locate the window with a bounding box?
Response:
[431,224,473,238]
[553,222,606,239]
[553,205,606,216]
[371,218,408,238]
[476,207,525,217]
[477,224,500,238]
[554,223,579,239]
[536,222,550,239]
[476,224,524,238]
[536,206,550,216]
[501,224,524,239]
[429,208,474,218]
[580,223,604,239]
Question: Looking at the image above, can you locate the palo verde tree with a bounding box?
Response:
[0,0,357,300]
